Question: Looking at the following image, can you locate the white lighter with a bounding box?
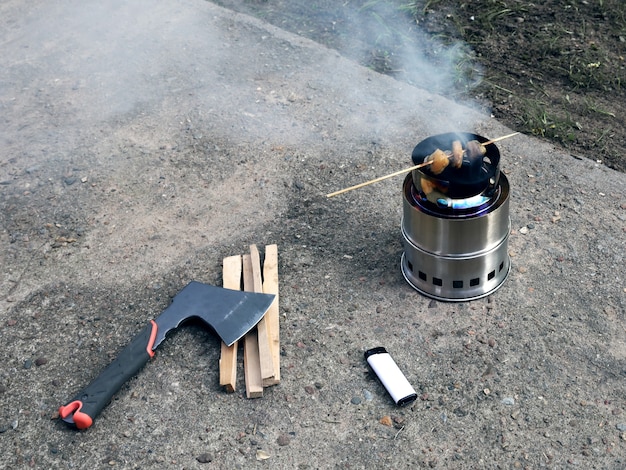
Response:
[364,347,417,406]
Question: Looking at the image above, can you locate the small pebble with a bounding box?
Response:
[616,423,626,432]
[277,434,291,446]
[519,226,529,234]
[196,453,213,463]
[363,389,373,401]
[23,359,32,369]
[502,397,515,406]
[350,396,361,405]
[256,450,270,460]
[379,415,392,427]
[393,416,405,425]
[35,357,48,366]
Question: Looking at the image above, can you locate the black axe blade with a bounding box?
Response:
[58,281,275,430]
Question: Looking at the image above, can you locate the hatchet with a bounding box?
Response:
[58,281,274,430]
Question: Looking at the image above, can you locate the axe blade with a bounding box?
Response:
[154,281,275,348]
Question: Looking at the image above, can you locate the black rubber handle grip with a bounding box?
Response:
[59,321,157,429]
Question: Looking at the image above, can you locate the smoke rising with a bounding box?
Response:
[337,1,483,96]
[1,0,488,161]
[212,0,487,137]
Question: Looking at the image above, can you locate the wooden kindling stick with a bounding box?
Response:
[325,131,520,198]
[262,244,280,386]
[219,255,242,393]
[249,245,275,386]
[242,253,264,398]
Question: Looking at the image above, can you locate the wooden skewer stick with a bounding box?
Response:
[326,160,433,198]
[481,131,520,146]
[325,131,520,198]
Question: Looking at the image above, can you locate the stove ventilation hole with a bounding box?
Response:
[404,259,508,289]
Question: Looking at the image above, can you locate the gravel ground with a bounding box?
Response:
[1,0,625,469]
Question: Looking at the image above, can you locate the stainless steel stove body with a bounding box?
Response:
[401,133,511,301]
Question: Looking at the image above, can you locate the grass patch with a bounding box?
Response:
[518,99,579,142]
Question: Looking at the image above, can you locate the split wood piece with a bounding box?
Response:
[326,131,521,198]
[262,244,280,386]
[242,253,264,398]
[243,328,263,398]
[249,244,275,385]
[219,255,242,393]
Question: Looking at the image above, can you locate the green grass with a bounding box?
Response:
[518,99,579,142]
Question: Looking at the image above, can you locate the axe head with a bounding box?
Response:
[154,281,275,347]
